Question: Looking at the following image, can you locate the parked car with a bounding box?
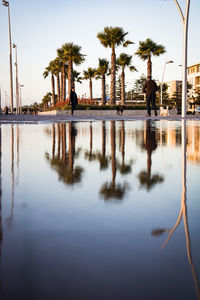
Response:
[195,106,200,113]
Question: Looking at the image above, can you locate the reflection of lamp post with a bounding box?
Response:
[13,44,19,114]
[0,87,1,114]
[160,60,174,106]
[2,0,13,114]
[174,0,190,118]
[19,84,24,114]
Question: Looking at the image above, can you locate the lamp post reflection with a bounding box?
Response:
[153,120,200,299]
[6,125,15,228]
[0,125,2,289]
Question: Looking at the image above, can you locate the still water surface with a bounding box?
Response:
[0,120,200,300]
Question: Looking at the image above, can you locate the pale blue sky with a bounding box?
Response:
[0,0,199,106]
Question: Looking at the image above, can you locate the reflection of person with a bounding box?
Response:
[138,120,164,190]
[145,120,157,178]
[69,87,78,115]
[143,76,158,117]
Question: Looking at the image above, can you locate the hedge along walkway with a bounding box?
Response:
[1,110,200,124]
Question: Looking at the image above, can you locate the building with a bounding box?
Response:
[166,80,182,98]
[187,63,200,98]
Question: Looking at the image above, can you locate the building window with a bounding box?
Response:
[196,76,200,85]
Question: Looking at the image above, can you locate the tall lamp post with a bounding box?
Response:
[13,44,19,114]
[174,0,191,118]
[19,84,24,114]
[160,60,174,106]
[2,0,13,114]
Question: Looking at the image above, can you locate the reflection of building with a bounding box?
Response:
[166,123,181,147]
[187,123,200,164]
[166,80,182,98]
[187,63,200,97]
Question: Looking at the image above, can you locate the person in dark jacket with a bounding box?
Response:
[69,87,78,115]
[143,76,158,117]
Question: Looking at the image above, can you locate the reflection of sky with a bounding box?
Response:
[1,120,200,299]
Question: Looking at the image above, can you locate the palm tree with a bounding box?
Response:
[59,43,85,99]
[41,92,52,110]
[52,58,62,103]
[43,61,56,106]
[72,70,82,92]
[95,58,110,105]
[116,53,137,105]
[83,68,96,101]
[97,26,133,104]
[57,48,68,102]
[135,38,165,78]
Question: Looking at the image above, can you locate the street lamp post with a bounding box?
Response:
[13,44,19,114]
[160,60,174,106]
[2,0,14,114]
[19,84,24,114]
[174,0,191,118]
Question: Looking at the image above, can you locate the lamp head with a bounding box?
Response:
[166,60,174,64]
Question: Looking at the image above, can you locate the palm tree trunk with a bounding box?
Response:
[89,78,93,101]
[68,60,73,99]
[121,68,125,105]
[63,65,66,101]
[57,74,60,103]
[147,55,152,78]
[110,47,116,105]
[51,73,55,106]
[102,75,106,105]
[61,64,64,102]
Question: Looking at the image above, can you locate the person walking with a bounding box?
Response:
[69,87,78,115]
[143,76,158,117]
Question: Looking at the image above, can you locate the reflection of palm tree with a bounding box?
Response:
[153,121,200,300]
[46,122,83,185]
[57,123,61,159]
[138,120,164,190]
[100,121,127,201]
[61,123,66,164]
[98,121,109,170]
[85,122,97,161]
[118,121,132,175]
[52,124,55,159]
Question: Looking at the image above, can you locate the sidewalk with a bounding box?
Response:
[0,110,200,123]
